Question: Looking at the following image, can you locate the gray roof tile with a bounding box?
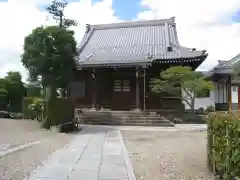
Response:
[209,53,240,75]
[77,18,207,67]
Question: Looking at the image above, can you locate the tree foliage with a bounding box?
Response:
[233,61,240,77]
[46,0,77,28]
[151,66,213,111]
[21,26,77,89]
[0,72,25,112]
[0,78,7,110]
[5,72,25,112]
[20,0,78,128]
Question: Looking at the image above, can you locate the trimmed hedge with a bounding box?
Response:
[181,111,206,124]
[206,111,240,179]
[42,98,74,129]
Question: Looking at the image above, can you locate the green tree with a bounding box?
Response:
[0,78,7,110]
[46,0,77,29]
[5,71,25,112]
[46,0,77,97]
[21,26,77,127]
[233,61,240,76]
[151,66,213,111]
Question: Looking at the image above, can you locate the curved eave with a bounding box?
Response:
[76,62,151,68]
[76,54,207,69]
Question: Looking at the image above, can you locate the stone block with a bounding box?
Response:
[99,165,128,179]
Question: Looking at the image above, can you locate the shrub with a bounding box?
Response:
[42,98,74,129]
[195,107,205,115]
[9,112,24,119]
[181,111,205,124]
[205,105,215,113]
[22,97,43,119]
[0,111,9,118]
[206,111,240,179]
[28,98,44,121]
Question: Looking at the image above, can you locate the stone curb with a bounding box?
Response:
[118,130,136,180]
[24,133,79,180]
[0,140,41,158]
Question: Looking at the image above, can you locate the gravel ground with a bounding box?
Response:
[0,118,75,180]
[122,131,214,180]
[0,119,59,150]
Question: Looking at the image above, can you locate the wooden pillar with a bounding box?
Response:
[238,86,240,110]
[143,68,146,111]
[228,83,232,111]
[135,67,140,110]
[91,68,96,110]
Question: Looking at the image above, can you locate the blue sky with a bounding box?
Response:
[36,0,150,20]
[232,9,240,22]
[1,0,240,79]
[1,0,239,22]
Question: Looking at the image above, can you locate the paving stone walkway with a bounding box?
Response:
[27,126,136,180]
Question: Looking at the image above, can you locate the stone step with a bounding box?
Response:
[76,110,174,127]
[82,119,170,123]
[79,116,166,120]
[84,121,174,127]
[80,118,174,127]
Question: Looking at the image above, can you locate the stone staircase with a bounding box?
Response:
[75,109,174,127]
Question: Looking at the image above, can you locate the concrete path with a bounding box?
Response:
[27,126,136,180]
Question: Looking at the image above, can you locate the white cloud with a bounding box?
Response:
[137,0,240,71]
[0,0,118,82]
[1,0,240,81]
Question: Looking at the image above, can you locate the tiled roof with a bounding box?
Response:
[209,53,240,75]
[218,53,240,68]
[76,17,207,67]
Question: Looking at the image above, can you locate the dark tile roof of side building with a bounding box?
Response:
[76,17,208,67]
[208,53,240,75]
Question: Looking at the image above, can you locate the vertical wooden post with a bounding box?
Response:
[136,67,140,111]
[238,86,240,110]
[228,83,232,111]
[92,68,96,110]
[143,68,146,111]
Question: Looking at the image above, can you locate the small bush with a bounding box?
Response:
[181,111,205,124]
[42,98,74,129]
[9,112,24,119]
[195,107,205,115]
[206,111,240,179]
[28,98,44,121]
[0,111,9,118]
[205,105,215,113]
[22,97,43,119]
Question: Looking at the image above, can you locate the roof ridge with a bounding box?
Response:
[77,27,95,56]
[91,17,175,30]
[225,53,240,66]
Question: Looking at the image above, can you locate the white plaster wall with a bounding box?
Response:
[231,86,238,103]
[182,89,215,110]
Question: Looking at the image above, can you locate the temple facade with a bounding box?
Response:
[70,17,208,112]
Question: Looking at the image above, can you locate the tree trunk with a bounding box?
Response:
[42,86,57,129]
[59,12,63,28]
[190,98,195,112]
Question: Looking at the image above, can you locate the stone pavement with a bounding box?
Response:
[27,126,136,180]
